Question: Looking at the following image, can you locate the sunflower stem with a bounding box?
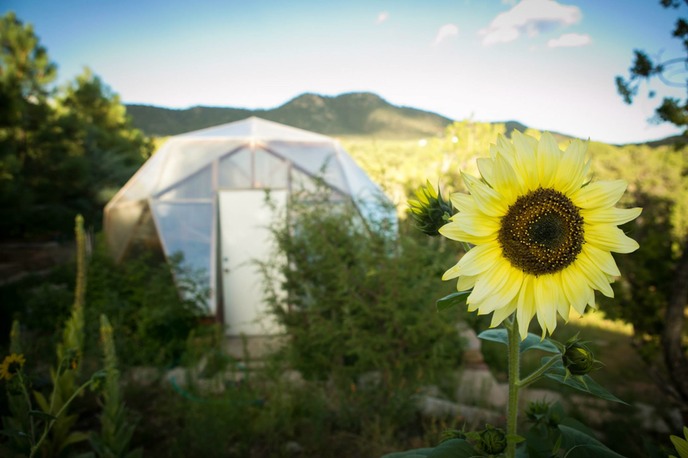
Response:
[506,316,521,458]
[517,355,560,390]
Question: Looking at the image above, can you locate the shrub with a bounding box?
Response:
[261,189,463,437]
[84,236,207,367]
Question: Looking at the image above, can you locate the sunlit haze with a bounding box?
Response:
[4,0,685,144]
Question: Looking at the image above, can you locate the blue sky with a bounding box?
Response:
[3,0,686,144]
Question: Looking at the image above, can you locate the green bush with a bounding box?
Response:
[84,236,207,367]
[261,189,463,439]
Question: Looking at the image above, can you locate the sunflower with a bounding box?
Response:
[0,353,26,381]
[439,132,640,339]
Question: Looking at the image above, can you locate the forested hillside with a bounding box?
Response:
[126,92,454,138]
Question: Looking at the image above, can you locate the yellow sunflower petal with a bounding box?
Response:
[580,207,642,225]
[491,152,524,205]
[534,274,561,336]
[517,275,537,339]
[582,244,621,276]
[490,297,518,328]
[477,157,495,187]
[455,242,502,277]
[476,266,523,315]
[511,132,539,191]
[575,250,615,298]
[451,212,501,237]
[457,274,477,291]
[449,192,477,213]
[555,139,589,195]
[439,222,497,245]
[585,224,640,253]
[468,263,510,305]
[442,261,462,280]
[462,173,508,217]
[560,266,592,316]
[536,132,561,189]
[495,134,516,158]
[570,180,628,210]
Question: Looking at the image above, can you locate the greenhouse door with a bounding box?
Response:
[218,190,286,336]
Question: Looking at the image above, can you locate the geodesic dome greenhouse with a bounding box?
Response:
[104,117,396,336]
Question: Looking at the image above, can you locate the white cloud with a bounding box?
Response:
[480,0,581,46]
[376,11,389,24]
[547,32,591,48]
[433,23,459,45]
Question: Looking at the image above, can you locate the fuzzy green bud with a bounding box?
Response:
[408,180,454,236]
[476,425,507,455]
[563,341,595,376]
[439,428,466,444]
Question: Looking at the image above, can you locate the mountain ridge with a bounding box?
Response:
[126,92,455,139]
[127,91,670,145]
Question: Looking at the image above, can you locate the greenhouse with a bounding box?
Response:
[104,117,396,337]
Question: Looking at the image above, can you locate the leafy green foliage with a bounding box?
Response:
[435,291,470,312]
[32,216,90,457]
[85,237,207,367]
[264,191,462,383]
[615,2,688,129]
[258,188,462,447]
[0,12,152,239]
[522,401,623,458]
[477,329,559,354]
[88,315,141,458]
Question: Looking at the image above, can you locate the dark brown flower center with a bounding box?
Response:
[7,361,21,374]
[498,188,584,276]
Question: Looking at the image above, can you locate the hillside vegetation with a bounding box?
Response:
[127,92,453,138]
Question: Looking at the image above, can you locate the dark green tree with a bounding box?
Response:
[615,0,688,423]
[0,12,152,239]
[616,1,688,129]
[0,11,57,237]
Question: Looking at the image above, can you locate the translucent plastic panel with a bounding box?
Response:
[182,117,331,142]
[290,168,320,195]
[157,165,213,200]
[151,202,213,292]
[219,148,251,189]
[115,148,167,204]
[104,200,145,261]
[337,146,397,232]
[125,205,165,260]
[271,142,348,193]
[155,139,242,193]
[254,148,288,188]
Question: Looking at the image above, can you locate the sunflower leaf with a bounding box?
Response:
[477,328,508,345]
[29,410,57,421]
[436,291,470,312]
[477,329,558,355]
[428,439,477,458]
[558,424,626,457]
[543,360,627,404]
[519,334,561,354]
[381,448,435,458]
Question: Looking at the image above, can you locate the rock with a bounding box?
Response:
[456,368,508,409]
[418,395,461,417]
[284,441,303,454]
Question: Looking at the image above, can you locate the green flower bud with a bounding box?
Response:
[407,180,454,236]
[476,424,507,455]
[439,428,466,444]
[525,399,550,422]
[563,340,595,376]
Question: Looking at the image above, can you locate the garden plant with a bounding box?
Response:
[391,131,662,457]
